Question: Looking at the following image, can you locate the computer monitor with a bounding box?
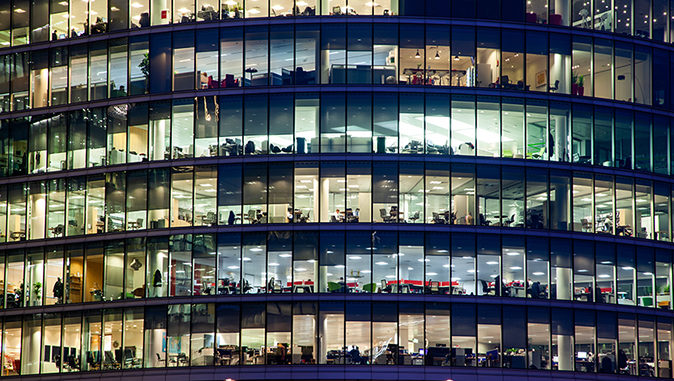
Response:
[418,349,425,355]
[552,356,559,362]
[577,351,587,359]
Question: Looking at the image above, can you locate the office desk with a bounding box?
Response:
[506,285,526,297]
[9,231,25,241]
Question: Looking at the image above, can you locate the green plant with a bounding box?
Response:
[139,53,150,79]
[571,71,578,84]
[666,284,670,294]
[578,74,585,87]
[33,282,42,300]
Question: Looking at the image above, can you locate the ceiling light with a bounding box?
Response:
[435,51,440,59]
[453,55,460,61]
[415,50,420,58]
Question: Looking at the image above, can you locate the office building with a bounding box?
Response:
[0,0,672,379]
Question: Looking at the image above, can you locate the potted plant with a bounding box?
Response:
[571,71,578,95]
[139,52,150,94]
[32,282,42,305]
[577,75,585,96]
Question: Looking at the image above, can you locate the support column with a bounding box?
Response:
[557,334,573,371]
[556,267,572,300]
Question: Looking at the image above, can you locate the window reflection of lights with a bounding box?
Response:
[131,2,144,7]
[376,262,388,265]
[335,265,345,268]
[622,266,634,270]
[598,274,611,278]
[362,270,372,274]
[532,272,545,276]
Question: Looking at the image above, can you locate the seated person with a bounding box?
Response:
[334,209,344,222]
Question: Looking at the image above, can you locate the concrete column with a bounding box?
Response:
[320,178,329,222]
[557,335,573,370]
[30,195,45,240]
[556,267,572,300]
[554,0,570,25]
[320,50,330,84]
[553,114,568,162]
[319,265,328,293]
[553,184,569,230]
[151,120,167,161]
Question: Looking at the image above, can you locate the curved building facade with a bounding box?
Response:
[0,0,674,380]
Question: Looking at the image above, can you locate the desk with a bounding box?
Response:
[506,285,526,297]
[9,231,25,241]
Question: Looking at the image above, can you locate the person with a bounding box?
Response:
[349,346,364,364]
[528,280,541,299]
[334,209,344,222]
[52,30,59,41]
[287,208,294,223]
[338,277,347,292]
[465,212,474,225]
[53,277,63,304]
[603,215,613,232]
[353,208,360,222]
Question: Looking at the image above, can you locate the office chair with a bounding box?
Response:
[549,79,559,92]
[203,212,215,226]
[381,279,389,293]
[504,214,515,227]
[246,209,257,224]
[409,211,420,223]
[429,281,440,294]
[480,280,495,295]
[331,215,338,223]
[380,208,392,223]
[54,224,64,237]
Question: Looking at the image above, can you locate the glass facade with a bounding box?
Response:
[0,299,671,376]
[0,162,670,241]
[0,25,673,114]
[0,96,671,175]
[2,0,674,380]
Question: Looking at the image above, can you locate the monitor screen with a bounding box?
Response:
[552,356,559,362]
[577,352,587,359]
[418,349,425,355]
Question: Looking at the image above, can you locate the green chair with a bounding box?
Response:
[502,149,513,158]
[362,283,377,293]
[327,282,342,293]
